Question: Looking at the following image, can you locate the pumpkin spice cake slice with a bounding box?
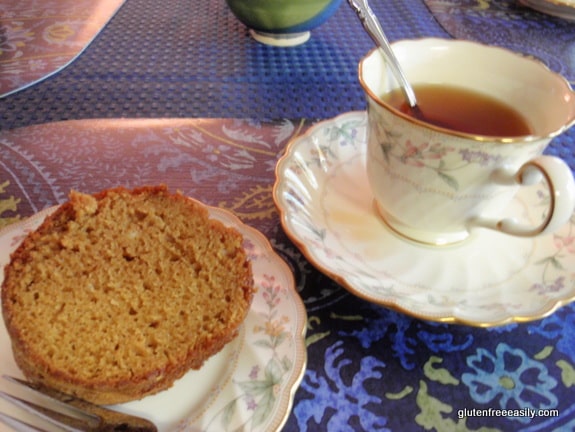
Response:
[1,185,255,404]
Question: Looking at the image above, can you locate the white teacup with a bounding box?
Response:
[359,38,575,246]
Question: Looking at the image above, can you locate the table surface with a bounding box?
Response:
[2,0,575,431]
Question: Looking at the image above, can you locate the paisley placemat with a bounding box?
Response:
[0,0,126,98]
[423,0,575,83]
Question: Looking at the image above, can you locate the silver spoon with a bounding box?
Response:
[348,0,421,114]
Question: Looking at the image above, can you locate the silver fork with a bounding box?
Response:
[0,375,157,431]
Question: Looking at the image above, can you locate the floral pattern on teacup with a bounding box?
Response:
[370,106,544,192]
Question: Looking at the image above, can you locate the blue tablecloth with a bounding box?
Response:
[0,0,447,129]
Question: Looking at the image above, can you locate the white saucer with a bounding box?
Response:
[520,0,575,21]
[0,203,307,431]
[273,111,575,327]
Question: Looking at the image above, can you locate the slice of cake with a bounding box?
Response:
[1,185,255,404]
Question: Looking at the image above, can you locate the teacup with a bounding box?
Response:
[359,38,575,245]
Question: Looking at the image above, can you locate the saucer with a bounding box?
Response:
[520,0,575,21]
[273,111,575,326]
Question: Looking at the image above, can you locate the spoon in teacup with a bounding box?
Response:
[348,0,429,123]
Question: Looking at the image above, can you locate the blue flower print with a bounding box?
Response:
[295,341,390,431]
[462,343,558,423]
[340,304,473,370]
[528,303,575,361]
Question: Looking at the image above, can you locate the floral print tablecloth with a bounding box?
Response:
[1,118,575,431]
[0,0,125,98]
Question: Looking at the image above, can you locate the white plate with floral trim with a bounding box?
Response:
[0,203,306,431]
[273,111,575,327]
[520,0,575,21]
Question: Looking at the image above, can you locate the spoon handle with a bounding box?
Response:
[348,0,418,107]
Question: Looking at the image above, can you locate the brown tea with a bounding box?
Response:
[381,84,533,137]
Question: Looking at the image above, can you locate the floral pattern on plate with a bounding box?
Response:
[273,111,575,326]
[0,203,307,431]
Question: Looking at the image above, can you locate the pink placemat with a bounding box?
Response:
[0,0,125,98]
[0,117,310,232]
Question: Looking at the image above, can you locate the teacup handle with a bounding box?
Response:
[472,155,575,237]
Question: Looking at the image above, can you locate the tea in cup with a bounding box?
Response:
[359,38,575,245]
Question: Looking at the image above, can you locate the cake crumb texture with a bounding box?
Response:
[1,185,255,404]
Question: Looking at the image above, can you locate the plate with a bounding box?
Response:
[273,111,575,327]
[0,203,307,431]
[520,0,575,21]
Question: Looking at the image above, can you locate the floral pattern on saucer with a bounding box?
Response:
[0,204,307,431]
[273,111,575,326]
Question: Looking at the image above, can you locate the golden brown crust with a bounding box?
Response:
[1,185,255,404]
